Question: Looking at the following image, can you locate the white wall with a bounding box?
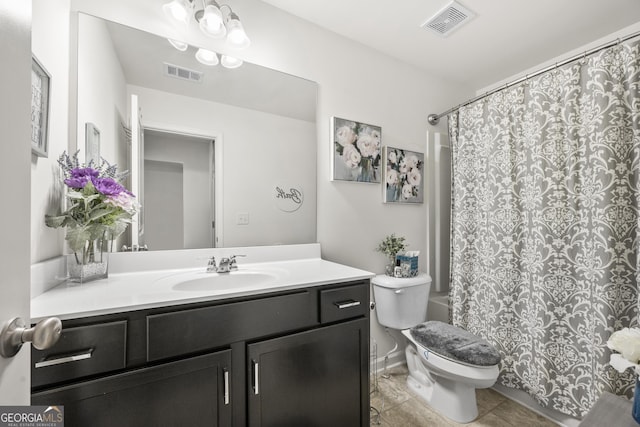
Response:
[478,21,640,95]
[77,13,127,167]
[30,0,71,263]
[144,159,185,250]
[131,85,317,248]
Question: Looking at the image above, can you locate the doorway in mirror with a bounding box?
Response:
[143,129,216,250]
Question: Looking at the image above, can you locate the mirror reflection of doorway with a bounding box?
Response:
[143,129,215,250]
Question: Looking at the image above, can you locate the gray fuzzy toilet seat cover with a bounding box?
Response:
[410,321,501,367]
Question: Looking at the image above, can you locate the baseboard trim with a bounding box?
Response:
[491,384,580,426]
[371,350,405,374]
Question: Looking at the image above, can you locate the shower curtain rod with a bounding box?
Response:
[427,28,640,126]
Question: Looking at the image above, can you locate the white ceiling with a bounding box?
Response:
[261,0,640,90]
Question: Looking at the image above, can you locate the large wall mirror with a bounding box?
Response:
[75,13,318,251]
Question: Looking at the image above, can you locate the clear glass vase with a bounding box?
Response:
[67,238,110,283]
[385,263,395,277]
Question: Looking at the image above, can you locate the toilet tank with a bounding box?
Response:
[372,273,432,330]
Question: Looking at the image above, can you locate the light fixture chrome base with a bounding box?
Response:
[427,114,440,126]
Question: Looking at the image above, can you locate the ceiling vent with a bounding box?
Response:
[421,1,475,37]
[164,62,203,83]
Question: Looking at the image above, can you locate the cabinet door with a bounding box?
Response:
[32,350,232,427]
[247,319,369,427]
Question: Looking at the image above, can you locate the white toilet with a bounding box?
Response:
[372,274,501,424]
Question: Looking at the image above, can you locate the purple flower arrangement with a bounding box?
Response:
[45,151,136,256]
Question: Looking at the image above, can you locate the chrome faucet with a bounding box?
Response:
[217,257,232,273]
[206,255,245,273]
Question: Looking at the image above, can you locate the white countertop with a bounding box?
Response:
[31,245,374,321]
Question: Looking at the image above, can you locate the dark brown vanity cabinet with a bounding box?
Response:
[247,318,368,427]
[31,279,370,427]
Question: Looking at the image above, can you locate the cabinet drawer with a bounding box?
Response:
[320,283,368,323]
[147,291,316,361]
[32,321,127,389]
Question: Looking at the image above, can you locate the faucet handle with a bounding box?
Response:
[206,256,217,272]
[229,254,246,270]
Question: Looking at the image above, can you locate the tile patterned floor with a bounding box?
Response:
[370,365,560,427]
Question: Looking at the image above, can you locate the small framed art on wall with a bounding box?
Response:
[331,116,382,183]
[383,146,424,204]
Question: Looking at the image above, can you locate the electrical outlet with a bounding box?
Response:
[237,212,249,225]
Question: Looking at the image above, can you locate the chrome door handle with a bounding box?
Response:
[223,368,230,405]
[252,360,259,395]
[0,317,62,358]
[35,349,93,368]
[334,300,361,309]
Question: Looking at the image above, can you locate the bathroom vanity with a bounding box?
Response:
[30,245,373,426]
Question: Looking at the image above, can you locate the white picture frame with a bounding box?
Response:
[31,56,51,158]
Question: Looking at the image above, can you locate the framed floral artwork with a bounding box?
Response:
[383,146,424,204]
[332,117,381,183]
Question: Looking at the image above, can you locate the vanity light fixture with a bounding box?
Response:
[195,48,219,66]
[221,55,243,69]
[168,39,189,51]
[163,0,251,49]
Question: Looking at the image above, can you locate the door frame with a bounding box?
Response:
[143,122,223,248]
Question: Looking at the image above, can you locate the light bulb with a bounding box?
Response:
[199,4,226,38]
[168,39,189,51]
[162,0,193,25]
[225,14,250,49]
[221,55,243,69]
[195,48,219,66]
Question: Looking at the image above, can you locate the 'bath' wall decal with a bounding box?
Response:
[275,186,304,212]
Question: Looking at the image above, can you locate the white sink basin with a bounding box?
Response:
[152,266,287,294]
[172,270,279,291]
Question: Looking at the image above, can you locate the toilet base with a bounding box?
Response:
[405,345,480,424]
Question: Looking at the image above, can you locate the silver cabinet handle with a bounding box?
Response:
[223,368,230,405]
[252,360,259,395]
[35,349,93,368]
[334,300,361,309]
[0,317,62,358]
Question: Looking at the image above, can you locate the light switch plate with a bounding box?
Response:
[237,212,249,225]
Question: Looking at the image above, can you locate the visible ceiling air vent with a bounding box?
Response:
[421,1,475,37]
[163,62,203,83]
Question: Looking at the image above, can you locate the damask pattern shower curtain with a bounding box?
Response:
[448,39,640,417]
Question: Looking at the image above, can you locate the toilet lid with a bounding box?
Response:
[410,321,501,367]
[371,273,431,289]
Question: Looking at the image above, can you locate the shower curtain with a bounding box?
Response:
[448,38,640,417]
